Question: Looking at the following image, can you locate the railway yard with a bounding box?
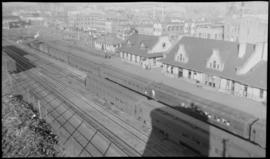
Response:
[2,28,266,157]
[2,39,197,156]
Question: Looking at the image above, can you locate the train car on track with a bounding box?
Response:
[148,100,265,157]
[250,119,266,148]
[100,64,152,95]
[146,82,259,140]
[14,42,265,156]
[86,75,146,116]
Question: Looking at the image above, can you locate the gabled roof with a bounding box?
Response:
[119,33,160,58]
[161,36,266,89]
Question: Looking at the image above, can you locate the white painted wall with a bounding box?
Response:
[220,79,227,90]
[183,69,189,78]
[173,67,178,75]
[120,52,123,58]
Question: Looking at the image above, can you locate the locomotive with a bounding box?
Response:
[24,41,266,155]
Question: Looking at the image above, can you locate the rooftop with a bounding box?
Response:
[119,34,161,58]
[161,36,267,89]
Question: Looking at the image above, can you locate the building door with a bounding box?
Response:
[178,68,183,78]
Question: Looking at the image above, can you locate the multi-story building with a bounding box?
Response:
[161,36,267,102]
[68,10,106,33]
[224,16,268,44]
[104,17,130,34]
[153,21,185,42]
[195,23,224,40]
[119,33,172,69]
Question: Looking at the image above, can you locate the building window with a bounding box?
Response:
[162,43,166,48]
[213,60,216,69]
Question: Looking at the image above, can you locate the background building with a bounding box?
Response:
[224,16,268,44]
[195,23,224,40]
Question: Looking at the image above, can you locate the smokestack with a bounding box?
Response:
[238,43,247,58]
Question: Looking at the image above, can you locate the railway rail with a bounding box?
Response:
[3,40,265,157]
[3,45,197,156]
[4,48,142,157]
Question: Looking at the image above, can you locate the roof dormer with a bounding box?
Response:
[206,49,224,71]
[174,44,188,63]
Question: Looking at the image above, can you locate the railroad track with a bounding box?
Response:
[6,43,199,155]
[4,48,144,157]
[4,45,198,156]
[4,46,197,156]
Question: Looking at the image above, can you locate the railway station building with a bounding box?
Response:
[161,36,267,102]
[94,34,124,53]
[119,33,172,69]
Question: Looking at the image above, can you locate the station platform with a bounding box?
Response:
[13,38,267,119]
